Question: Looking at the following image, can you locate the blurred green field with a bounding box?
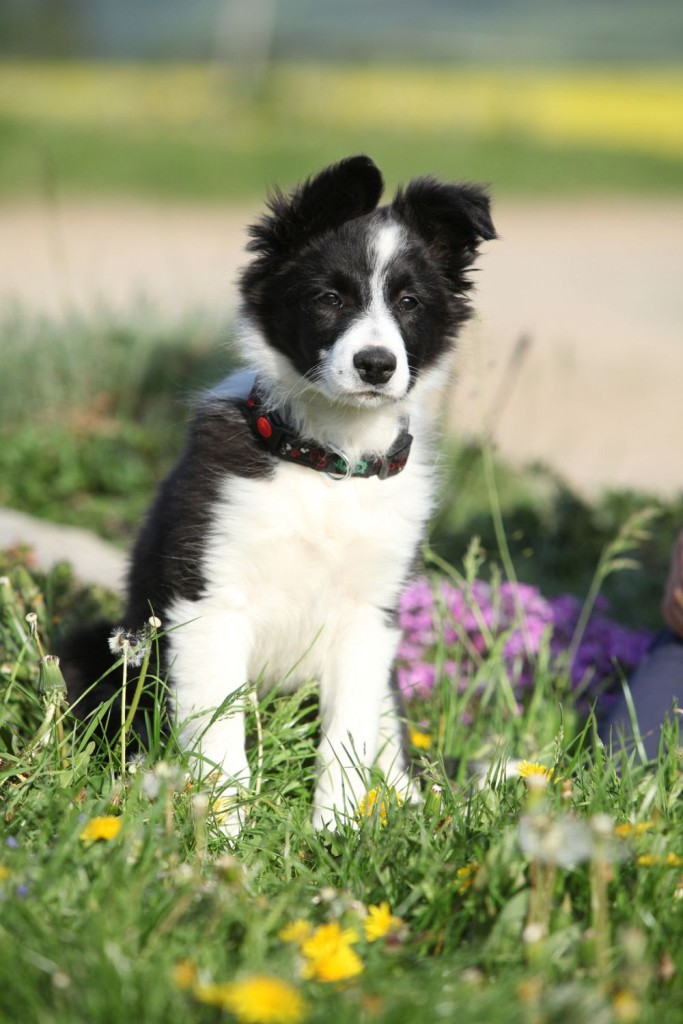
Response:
[1,308,681,630]
[1,61,682,198]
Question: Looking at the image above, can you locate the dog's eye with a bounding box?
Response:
[398,294,419,312]
[318,291,342,308]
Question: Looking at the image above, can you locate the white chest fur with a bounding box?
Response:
[164,441,433,828]
[189,446,431,686]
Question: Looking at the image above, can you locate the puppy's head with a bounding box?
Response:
[240,155,495,407]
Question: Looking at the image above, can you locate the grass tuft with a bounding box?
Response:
[1,544,682,1023]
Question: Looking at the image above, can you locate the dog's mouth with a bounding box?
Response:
[342,387,396,406]
[311,370,406,408]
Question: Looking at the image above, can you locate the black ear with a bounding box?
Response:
[391,177,496,272]
[246,155,384,262]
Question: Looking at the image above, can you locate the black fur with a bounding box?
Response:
[125,396,272,626]
[241,156,494,386]
[61,396,273,740]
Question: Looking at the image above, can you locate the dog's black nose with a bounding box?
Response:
[353,346,397,386]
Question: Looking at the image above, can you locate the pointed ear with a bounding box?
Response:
[246,155,384,262]
[391,177,496,277]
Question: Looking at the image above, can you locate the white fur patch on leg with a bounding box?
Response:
[166,597,253,835]
[313,606,401,829]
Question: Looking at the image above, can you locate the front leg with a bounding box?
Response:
[166,598,253,833]
[313,606,404,829]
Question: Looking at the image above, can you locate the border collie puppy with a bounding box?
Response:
[63,155,495,831]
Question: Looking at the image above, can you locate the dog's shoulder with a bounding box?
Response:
[185,370,274,482]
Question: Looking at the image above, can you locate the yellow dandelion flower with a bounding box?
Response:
[455,861,479,893]
[301,921,359,958]
[516,761,554,781]
[278,919,312,945]
[0,866,10,883]
[194,976,306,1024]
[357,788,387,824]
[408,727,432,751]
[171,959,198,990]
[635,853,683,868]
[301,921,363,984]
[79,816,122,844]
[302,942,364,983]
[363,902,402,942]
[612,989,641,1023]
[356,788,402,826]
[516,977,543,1003]
[614,821,654,838]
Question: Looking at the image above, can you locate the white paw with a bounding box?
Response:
[312,777,359,832]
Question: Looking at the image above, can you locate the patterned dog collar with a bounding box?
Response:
[241,385,412,480]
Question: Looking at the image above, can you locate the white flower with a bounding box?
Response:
[108,626,149,667]
[518,812,593,868]
[140,761,185,800]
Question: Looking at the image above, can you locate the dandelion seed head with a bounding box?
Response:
[191,793,210,821]
[126,753,146,776]
[519,812,593,868]
[108,627,132,655]
[590,813,615,839]
[140,771,162,802]
[108,626,149,666]
[522,922,547,944]
[214,853,246,885]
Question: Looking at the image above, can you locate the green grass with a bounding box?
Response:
[1,306,682,1022]
[1,550,682,1024]
[0,307,237,539]
[4,113,682,201]
[1,61,682,200]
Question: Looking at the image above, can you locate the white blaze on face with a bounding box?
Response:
[321,221,410,404]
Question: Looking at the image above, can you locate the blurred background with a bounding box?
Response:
[0,0,682,618]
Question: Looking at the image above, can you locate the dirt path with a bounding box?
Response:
[1,197,682,498]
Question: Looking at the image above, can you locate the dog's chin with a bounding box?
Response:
[317,383,404,409]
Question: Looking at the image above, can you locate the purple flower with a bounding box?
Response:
[397,575,653,707]
[396,662,437,700]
